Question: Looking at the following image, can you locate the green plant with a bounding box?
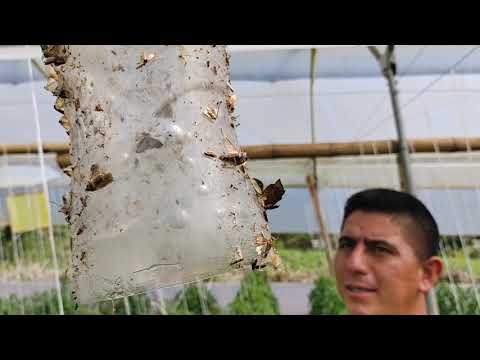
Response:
[0,282,98,315]
[0,225,71,269]
[469,248,480,259]
[446,251,480,278]
[229,271,280,315]
[273,233,314,250]
[97,294,153,315]
[309,277,346,315]
[168,283,221,315]
[436,281,480,315]
[441,235,462,251]
[275,248,325,274]
[0,278,154,315]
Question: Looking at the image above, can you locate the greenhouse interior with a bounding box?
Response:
[1,45,480,315]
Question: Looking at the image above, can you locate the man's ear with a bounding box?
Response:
[419,256,443,293]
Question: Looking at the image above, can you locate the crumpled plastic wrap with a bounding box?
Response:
[42,45,283,304]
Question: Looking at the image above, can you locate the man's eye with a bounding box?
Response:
[339,239,354,249]
[373,245,391,254]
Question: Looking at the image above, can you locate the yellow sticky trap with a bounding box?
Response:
[6,192,49,233]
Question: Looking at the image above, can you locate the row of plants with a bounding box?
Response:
[0,225,71,268]
[1,272,477,315]
[0,271,280,315]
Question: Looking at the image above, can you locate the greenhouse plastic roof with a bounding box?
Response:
[1,45,480,83]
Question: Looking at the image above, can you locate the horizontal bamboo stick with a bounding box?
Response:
[1,143,70,154]
[2,137,480,168]
[243,137,480,159]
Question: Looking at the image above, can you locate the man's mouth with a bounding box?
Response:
[346,285,376,294]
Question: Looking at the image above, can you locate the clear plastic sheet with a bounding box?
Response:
[43,45,279,304]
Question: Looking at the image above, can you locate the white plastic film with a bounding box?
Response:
[42,45,282,304]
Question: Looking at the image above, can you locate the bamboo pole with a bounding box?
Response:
[1,143,69,154]
[3,137,480,157]
[306,175,335,277]
[3,137,480,168]
[308,48,335,278]
[244,138,480,159]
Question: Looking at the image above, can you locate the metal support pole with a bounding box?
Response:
[310,48,318,153]
[384,63,415,193]
[369,45,439,315]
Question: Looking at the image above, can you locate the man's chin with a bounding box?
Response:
[345,302,377,315]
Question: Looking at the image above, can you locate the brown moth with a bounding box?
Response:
[45,77,58,93]
[60,192,72,224]
[85,164,113,192]
[268,248,282,270]
[259,179,285,210]
[136,51,155,70]
[218,152,247,167]
[255,233,273,258]
[42,45,68,66]
[218,135,247,166]
[203,151,218,159]
[46,65,59,80]
[202,105,218,122]
[76,224,87,236]
[59,116,71,134]
[251,178,264,195]
[226,95,236,113]
[54,97,65,114]
[203,148,247,167]
[63,166,73,177]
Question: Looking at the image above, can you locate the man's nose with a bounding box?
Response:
[346,245,368,275]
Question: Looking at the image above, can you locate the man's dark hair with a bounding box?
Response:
[342,188,439,259]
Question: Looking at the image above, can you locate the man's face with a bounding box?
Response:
[334,210,430,315]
